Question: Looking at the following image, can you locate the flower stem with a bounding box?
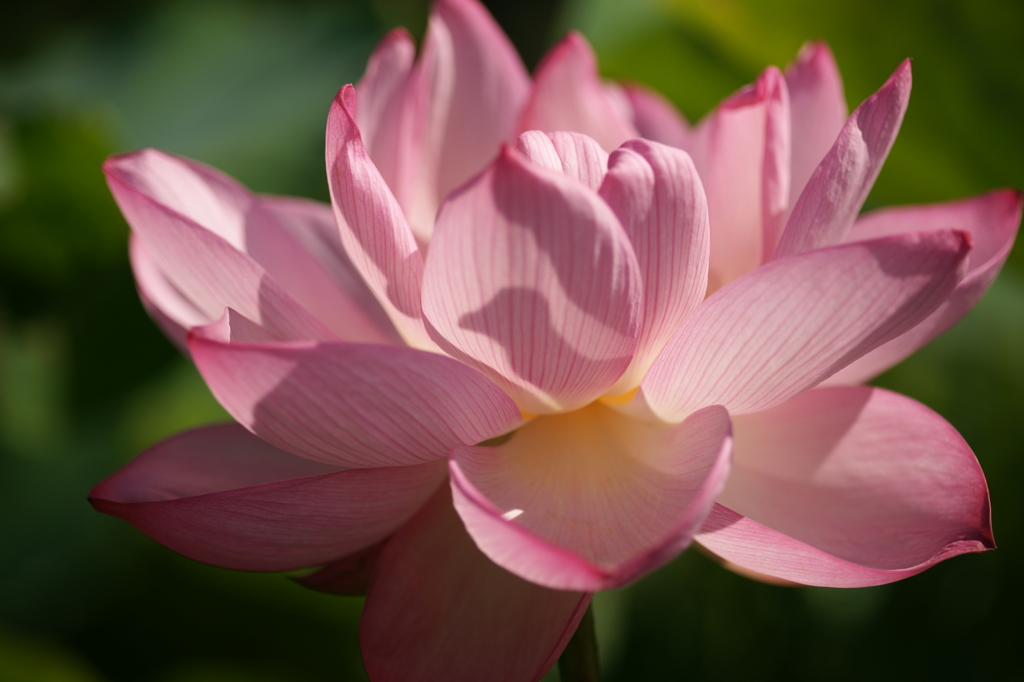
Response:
[558,603,600,682]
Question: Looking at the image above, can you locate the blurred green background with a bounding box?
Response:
[0,0,1021,679]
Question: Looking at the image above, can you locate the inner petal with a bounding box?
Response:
[456,401,727,566]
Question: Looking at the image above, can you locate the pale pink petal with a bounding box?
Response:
[696,386,993,587]
[89,423,447,571]
[188,311,524,468]
[450,403,731,591]
[784,41,848,209]
[359,1,530,244]
[129,234,208,352]
[257,195,401,344]
[518,32,638,152]
[515,131,609,192]
[638,230,970,423]
[361,487,591,682]
[106,150,336,341]
[623,83,693,150]
[326,86,433,349]
[422,145,642,414]
[829,189,1022,383]
[243,198,397,344]
[774,60,912,258]
[355,28,417,193]
[599,139,710,393]
[432,0,531,199]
[689,67,790,289]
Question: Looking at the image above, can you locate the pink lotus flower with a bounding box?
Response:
[91,0,1019,679]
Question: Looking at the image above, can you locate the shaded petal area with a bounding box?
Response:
[688,67,790,288]
[327,86,433,348]
[90,424,447,571]
[361,487,591,682]
[189,310,524,468]
[784,41,848,208]
[292,540,387,596]
[422,145,642,414]
[106,150,337,342]
[774,60,912,258]
[519,32,638,152]
[638,230,970,422]
[257,195,400,345]
[108,149,392,344]
[129,234,207,352]
[828,189,1022,383]
[600,139,710,392]
[696,386,993,587]
[450,403,732,591]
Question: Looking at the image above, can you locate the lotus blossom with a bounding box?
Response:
[90,0,1019,679]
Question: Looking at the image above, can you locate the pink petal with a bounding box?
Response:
[355,27,418,195]
[599,139,710,393]
[518,32,638,152]
[188,310,524,468]
[326,86,433,349]
[774,60,912,258]
[688,67,790,289]
[361,486,591,682]
[257,195,401,344]
[356,1,530,244]
[638,230,971,423]
[432,0,531,200]
[244,196,398,344]
[450,403,732,591]
[89,424,447,571]
[828,189,1022,383]
[623,83,693,150]
[784,41,849,210]
[129,234,208,352]
[106,150,336,342]
[696,386,993,587]
[292,540,387,596]
[421,145,642,414]
[515,131,610,192]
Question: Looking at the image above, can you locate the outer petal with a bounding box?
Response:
[623,83,693,150]
[599,139,710,393]
[189,310,524,468]
[450,403,732,591]
[292,540,387,596]
[638,230,970,423]
[688,67,790,289]
[257,195,401,344]
[421,145,643,414]
[326,86,433,349]
[89,424,447,571]
[774,60,912,258]
[695,386,993,587]
[518,32,638,153]
[129,234,208,352]
[828,190,1022,383]
[106,150,336,342]
[361,486,591,682]
[784,41,849,209]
